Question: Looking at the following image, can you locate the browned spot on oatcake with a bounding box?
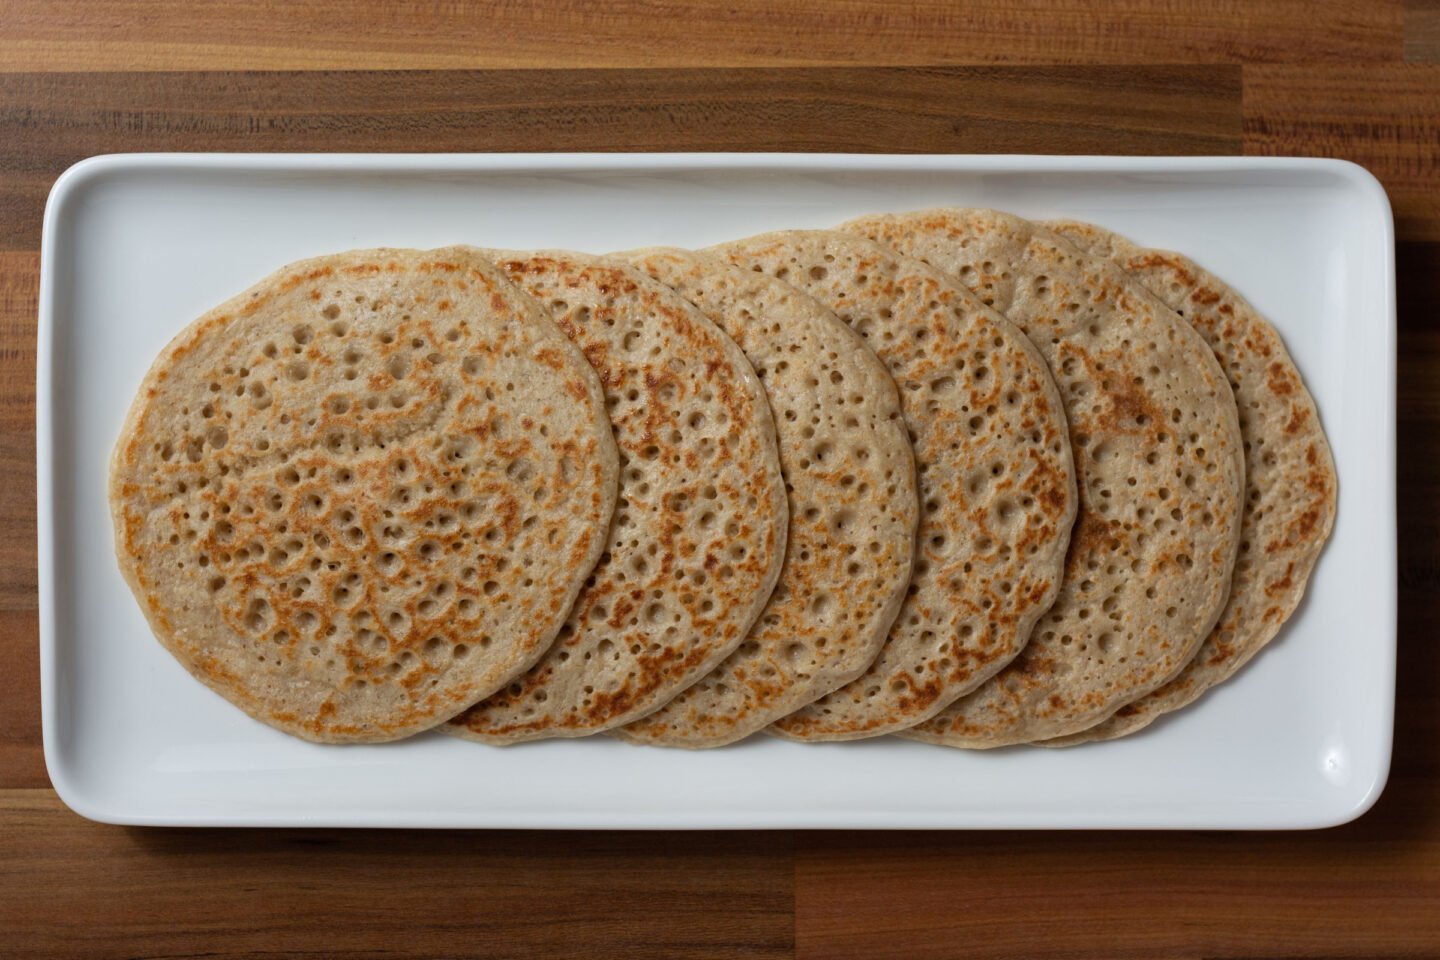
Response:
[1286,508,1320,549]
[1284,404,1312,435]
[1206,639,1236,667]
[1267,360,1297,396]
[1131,253,1195,287]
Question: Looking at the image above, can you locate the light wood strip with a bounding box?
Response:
[0,1,1403,72]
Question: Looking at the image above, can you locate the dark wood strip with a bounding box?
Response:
[0,253,37,611]
[1243,64,1440,241]
[1397,244,1440,799]
[0,0,1402,71]
[0,256,44,790]
[794,777,1440,960]
[0,790,796,960]
[0,67,1243,250]
[0,613,43,789]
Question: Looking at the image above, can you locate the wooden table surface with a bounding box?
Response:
[2,3,1438,957]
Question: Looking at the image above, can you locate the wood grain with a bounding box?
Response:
[1,5,1438,957]
[0,0,1403,72]
[0,612,42,790]
[1243,65,1440,241]
[0,253,40,790]
[0,253,37,610]
[0,67,1240,251]
[0,791,794,960]
[795,790,1440,960]
[1409,0,1440,61]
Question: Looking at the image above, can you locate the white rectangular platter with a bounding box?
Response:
[38,154,1395,829]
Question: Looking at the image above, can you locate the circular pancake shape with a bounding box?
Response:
[109,247,619,743]
[713,230,1077,741]
[444,250,788,743]
[842,209,1245,747]
[613,248,918,748]
[1038,221,1336,745]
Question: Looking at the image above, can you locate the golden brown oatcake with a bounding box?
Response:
[109,247,619,743]
[1038,220,1336,745]
[713,231,1077,741]
[842,209,1245,747]
[613,248,918,748]
[444,250,788,743]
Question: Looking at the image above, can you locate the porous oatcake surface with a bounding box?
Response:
[445,250,788,743]
[110,247,618,742]
[614,247,917,747]
[842,209,1244,747]
[715,230,1077,741]
[1038,220,1335,746]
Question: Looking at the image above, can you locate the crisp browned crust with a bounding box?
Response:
[1039,221,1336,745]
[443,251,788,742]
[109,247,618,743]
[714,230,1078,740]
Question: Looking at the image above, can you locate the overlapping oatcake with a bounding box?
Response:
[842,209,1245,747]
[110,247,619,742]
[1039,220,1336,744]
[715,231,1077,740]
[445,250,788,743]
[615,247,918,747]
